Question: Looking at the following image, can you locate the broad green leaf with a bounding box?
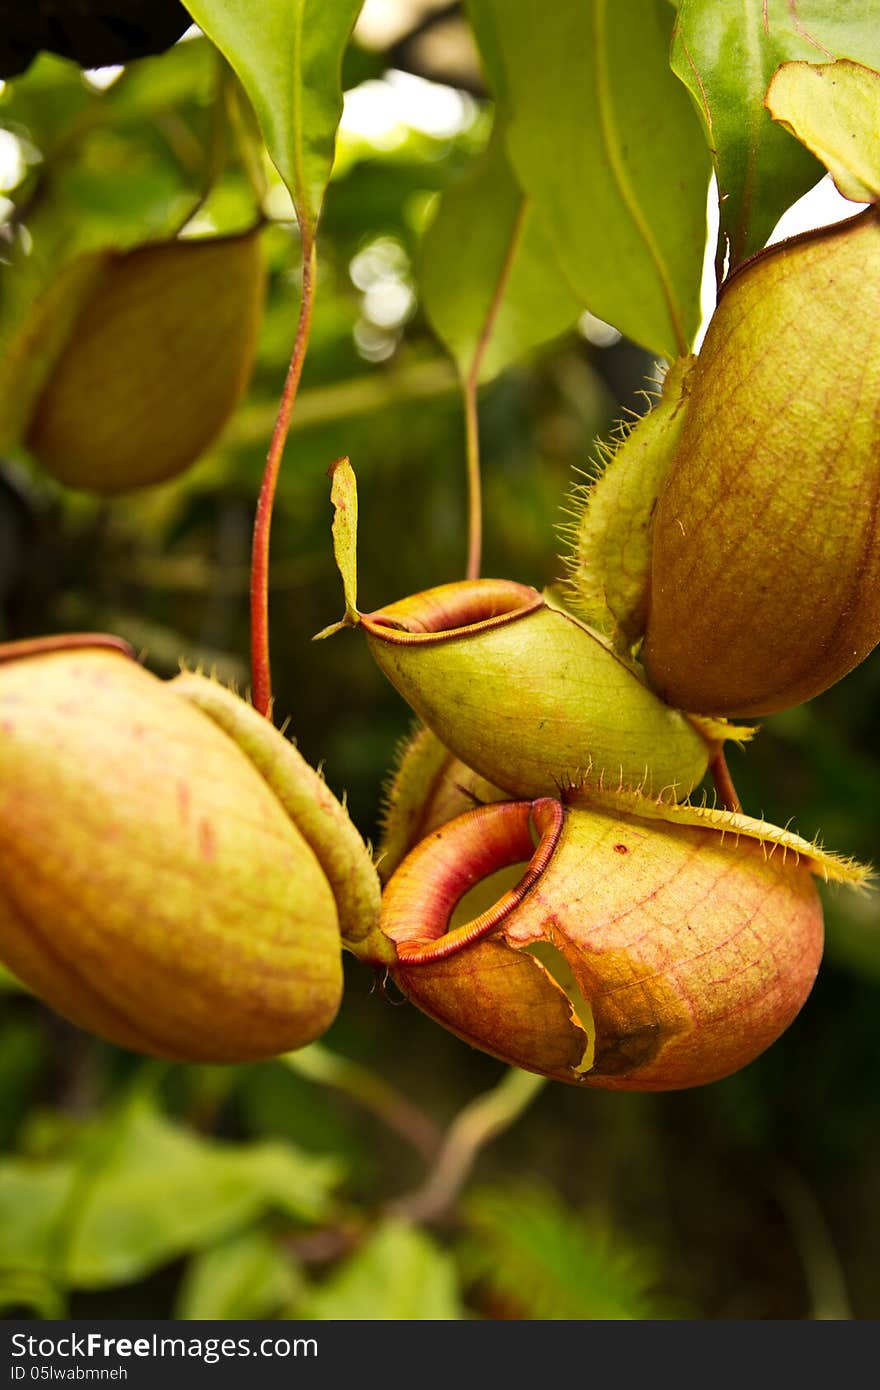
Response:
[68,1102,340,1286]
[419,129,582,383]
[471,0,710,358]
[298,1221,464,1320]
[766,59,880,203]
[177,1229,301,1319]
[182,0,363,237]
[460,1185,672,1320]
[106,30,218,125]
[0,54,100,155]
[463,0,507,108]
[0,35,215,151]
[0,1099,341,1290]
[0,1162,72,1278]
[672,0,880,274]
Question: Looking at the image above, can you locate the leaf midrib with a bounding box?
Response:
[593,0,688,356]
[292,0,310,233]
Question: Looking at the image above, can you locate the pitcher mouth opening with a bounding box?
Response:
[381,798,564,965]
[362,578,544,645]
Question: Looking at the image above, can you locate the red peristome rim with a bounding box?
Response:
[382,797,564,966]
[0,633,135,667]
[361,578,544,647]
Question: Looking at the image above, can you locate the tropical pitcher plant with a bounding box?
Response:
[1,2,878,1103]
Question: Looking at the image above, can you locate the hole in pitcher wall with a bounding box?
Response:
[448,861,530,932]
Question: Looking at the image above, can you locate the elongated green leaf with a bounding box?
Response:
[182,0,363,236]
[471,0,710,358]
[672,0,880,274]
[464,0,506,100]
[766,59,880,203]
[177,1230,301,1319]
[420,129,582,383]
[298,1221,464,1320]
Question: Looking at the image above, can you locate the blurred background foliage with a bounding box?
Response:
[0,0,878,1322]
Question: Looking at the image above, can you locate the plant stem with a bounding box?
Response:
[462,197,529,581]
[386,1068,546,1225]
[463,374,482,581]
[709,746,741,813]
[250,232,316,717]
[281,1045,442,1162]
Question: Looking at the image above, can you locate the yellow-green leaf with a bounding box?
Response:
[672,0,880,275]
[297,1221,464,1320]
[471,0,710,358]
[0,1099,341,1290]
[314,456,361,639]
[766,59,880,204]
[328,455,359,622]
[420,128,581,383]
[182,0,363,237]
[177,1230,301,1320]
